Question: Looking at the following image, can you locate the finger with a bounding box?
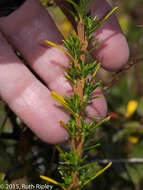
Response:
[86,88,107,118]
[90,0,129,71]
[0,32,69,144]
[0,0,107,118]
[0,0,67,93]
[55,0,129,72]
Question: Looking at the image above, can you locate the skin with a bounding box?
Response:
[0,0,129,144]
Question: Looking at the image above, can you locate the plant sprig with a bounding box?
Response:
[40,0,117,189]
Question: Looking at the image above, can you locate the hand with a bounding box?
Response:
[0,0,129,143]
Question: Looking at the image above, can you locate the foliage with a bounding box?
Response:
[0,0,143,190]
[40,1,117,189]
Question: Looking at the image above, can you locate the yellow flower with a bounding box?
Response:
[125,100,138,118]
[128,136,139,145]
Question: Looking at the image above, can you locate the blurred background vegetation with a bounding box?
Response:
[0,0,143,189]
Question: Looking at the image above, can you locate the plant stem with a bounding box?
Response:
[67,16,88,190]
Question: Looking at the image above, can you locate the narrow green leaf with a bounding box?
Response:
[89,6,118,39]
[84,0,95,12]
[83,143,100,152]
[89,96,100,100]
[51,91,75,116]
[89,37,98,45]
[89,62,100,80]
[104,6,118,21]
[62,4,77,18]
[87,115,102,120]
[45,40,75,61]
[60,120,71,135]
[81,162,112,188]
[65,75,75,84]
[55,145,64,154]
[88,40,102,54]
[66,0,80,14]
[90,116,111,131]
[79,161,98,170]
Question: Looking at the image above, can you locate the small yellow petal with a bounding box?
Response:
[126,100,138,118]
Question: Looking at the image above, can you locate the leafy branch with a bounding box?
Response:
[40,0,117,189]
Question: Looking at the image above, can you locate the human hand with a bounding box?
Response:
[0,0,129,143]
